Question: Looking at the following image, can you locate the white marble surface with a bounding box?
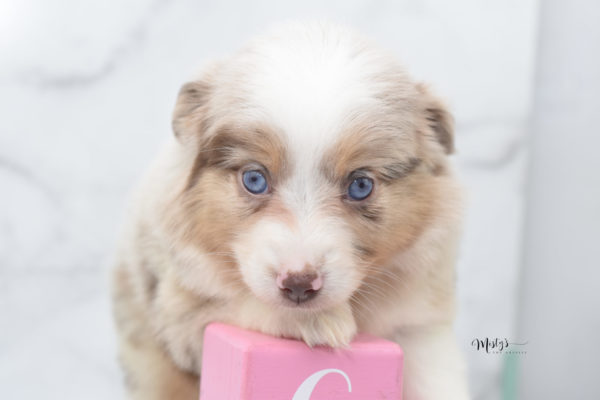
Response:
[0,1,539,399]
[518,1,600,398]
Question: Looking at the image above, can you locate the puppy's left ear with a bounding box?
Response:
[417,84,455,155]
[172,79,212,143]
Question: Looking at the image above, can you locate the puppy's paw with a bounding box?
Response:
[297,303,357,347]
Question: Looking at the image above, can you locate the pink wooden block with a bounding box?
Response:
[200,323,403,400]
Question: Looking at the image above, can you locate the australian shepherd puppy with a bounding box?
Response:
[112,22,469,400]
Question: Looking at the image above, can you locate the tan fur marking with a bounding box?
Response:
[185,122,289,189]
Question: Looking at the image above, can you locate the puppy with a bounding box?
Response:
[112,22,469,400]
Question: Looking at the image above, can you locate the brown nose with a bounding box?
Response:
[277,271,322,304]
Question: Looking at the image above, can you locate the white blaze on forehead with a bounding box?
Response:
[242,24,382,154]
[235,23,388,214]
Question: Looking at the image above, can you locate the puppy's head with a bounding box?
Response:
[165,23,456,313]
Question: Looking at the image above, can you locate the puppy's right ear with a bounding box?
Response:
[172,80,212,142]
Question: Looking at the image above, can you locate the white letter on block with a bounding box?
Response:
[292,368,352,400]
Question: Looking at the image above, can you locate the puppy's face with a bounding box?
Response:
[166,25,454,313]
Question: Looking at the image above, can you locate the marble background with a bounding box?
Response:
[0,1,540,399]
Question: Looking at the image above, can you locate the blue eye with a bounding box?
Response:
[242,170,268,194]
[348,177,373,200]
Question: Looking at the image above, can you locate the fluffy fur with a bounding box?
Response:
[112,22,469,399]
